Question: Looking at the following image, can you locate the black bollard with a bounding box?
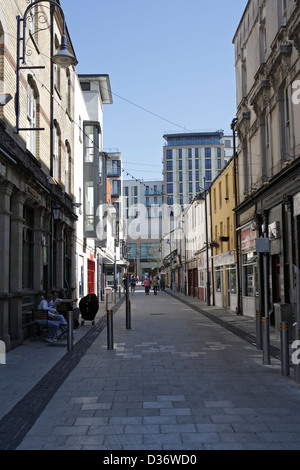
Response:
[262,316,270,365]
[67,311,73,352]
[107,309,114,350]
[280,322,290,377]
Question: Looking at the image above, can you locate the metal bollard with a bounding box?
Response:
[280,322,290,377]
[126,300,131,330]
[256,311,262,350]
[107,309,114,350]
[67,311,73,352]
[262,316,270,365]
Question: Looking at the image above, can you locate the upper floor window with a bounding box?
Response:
[54,36,61,92]
[53,121,61,181]
[27,77,38,156]
[84,124,99,163]
[205,148,211,158]
[66,69,71,115]
[65,140,71,194]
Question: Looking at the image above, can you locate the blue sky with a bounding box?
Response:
[62,0,248,180]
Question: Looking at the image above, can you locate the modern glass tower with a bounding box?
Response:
[163,130,226,208]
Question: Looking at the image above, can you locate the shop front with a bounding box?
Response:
[240,224,257,318]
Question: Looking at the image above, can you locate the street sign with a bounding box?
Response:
[255,238,270,253]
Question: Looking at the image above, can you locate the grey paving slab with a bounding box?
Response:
[2,287,300,450]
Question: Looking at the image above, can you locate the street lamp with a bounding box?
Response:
[52,202,61,221]
[15,0,78,133]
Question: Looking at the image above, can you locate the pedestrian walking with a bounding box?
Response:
[144,277,150,295]
[152,276,158,295]
[130,276,136,294]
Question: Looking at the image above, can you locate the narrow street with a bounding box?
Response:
[2,287,300,451]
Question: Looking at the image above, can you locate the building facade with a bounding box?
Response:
[210,158,239,312]
[233,0,300,322]
[163,131,226,207]
[0,0,78,349]
[123,179,164,280]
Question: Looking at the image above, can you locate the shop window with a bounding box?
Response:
[242,253,257,297]
[215,267,222,293]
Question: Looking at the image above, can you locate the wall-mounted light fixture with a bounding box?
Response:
[0,93,12,106]
[52,202,61,221]
[15,0,78,133]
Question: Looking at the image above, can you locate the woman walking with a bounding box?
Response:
[144,277,150,295]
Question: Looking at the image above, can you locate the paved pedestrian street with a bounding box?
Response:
[2,288,300,452]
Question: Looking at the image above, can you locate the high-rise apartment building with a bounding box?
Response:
[163,131,226,207]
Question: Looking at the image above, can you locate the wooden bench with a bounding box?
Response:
[32,309,49,339]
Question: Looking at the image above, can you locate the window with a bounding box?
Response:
[227,265,237,294]
[81,82,91,91]
[166,149,172,159]
[65,141,71,194]
[27,78,38,155]
[166,160,173,171]
[242,253,257,297]
[167,183,173,194]
[219,182,222,208]
[140,243,160,262]
[107,159,121,176]
[167,172,173,182]
[112,180,121,196]
[205,171,212,181]
[84,125,95,163]
[215,267,222,293]
[225,174,229,200]
[54,36,61,92]
[66,69,71,115]
[127,244,137,261]
[205,148,211,158]
[23,206,34,289]
[205,160,212,169]
[53,122,60,181]
[85,182,94,231]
